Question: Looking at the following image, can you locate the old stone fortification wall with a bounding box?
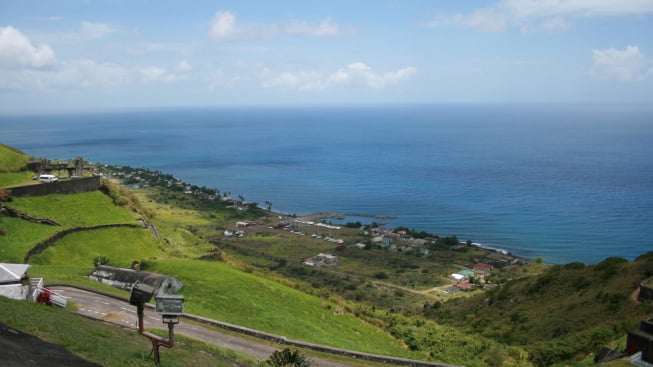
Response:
[89,265,182,296]
[6,176,101,197]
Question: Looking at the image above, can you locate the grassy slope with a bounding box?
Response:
[2,145,648,366]
[29,226,162,268]
[428,256,653,365]
[0,144,30,172]
[0,144,33,187]
[1,181,420,361]
[0,296,257,367]
[10,191,137,227]
[150,258,414,358]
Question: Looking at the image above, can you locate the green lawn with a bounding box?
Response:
[10,191,137,227]
[0,171,35,187]
[0,216,61,262]
[149,258,415,359]
[29,226,164,268]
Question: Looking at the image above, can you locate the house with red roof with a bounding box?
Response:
[474,262,493,272]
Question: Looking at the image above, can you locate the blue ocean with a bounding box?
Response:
[2,104,652,264]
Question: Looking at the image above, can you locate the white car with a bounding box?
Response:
[39,174,58,183]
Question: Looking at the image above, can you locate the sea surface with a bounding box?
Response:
[2,104,652,264]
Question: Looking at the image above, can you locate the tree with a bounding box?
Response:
[265,348,312,367]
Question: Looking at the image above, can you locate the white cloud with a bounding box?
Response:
[209,11,237,40]
[591,45,653,82]
[263,62,416,90]
[140,66,178,83]
[285,18,339,36]
[0,26,56,68]
[175,60,192,72]
[209,11,340,41]
[426,0,653,33]
[0,59,129,91]
[80,21,114,38]
[140,61,193,83]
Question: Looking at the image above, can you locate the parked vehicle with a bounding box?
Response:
[38,174,58,183]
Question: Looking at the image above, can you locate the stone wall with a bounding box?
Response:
[6,176,101,197]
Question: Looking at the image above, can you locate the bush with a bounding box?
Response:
[374,271,389,279]
[93,255,112,267]
[265,348,311,367]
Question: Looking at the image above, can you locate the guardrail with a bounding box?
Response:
[48,284,464,367]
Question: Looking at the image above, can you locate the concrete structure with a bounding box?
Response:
[627,317,653,363]
[27,157,84,177]
[89,265,182,296]
[0,263,31,300]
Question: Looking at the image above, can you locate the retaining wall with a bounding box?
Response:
[5,176,101,197]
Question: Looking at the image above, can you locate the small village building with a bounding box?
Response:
[444,285,460,294]
[474,262,493,272]
[0,263,31,301]
[457,282,474,290]
[236,221,249,228]
[303,253,337,267]
[353,243,366,249]
[450,273,466,282]
[457,269,475,278]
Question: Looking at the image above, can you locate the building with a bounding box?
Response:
[474,262,493,272]
[0,263,31,300]
[627,317,653,363]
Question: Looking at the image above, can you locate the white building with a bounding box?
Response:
[0,263,31,300]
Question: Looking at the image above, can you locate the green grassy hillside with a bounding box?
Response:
[0,144,33,186]
[0,144,30,172]
[427,255,653,366]
[2,144,651,367]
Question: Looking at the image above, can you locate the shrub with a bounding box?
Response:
[374,271,388,279]
[93,255,112,267]
[265,348,312,367]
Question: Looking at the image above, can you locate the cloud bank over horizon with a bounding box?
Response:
[0,0,651,113]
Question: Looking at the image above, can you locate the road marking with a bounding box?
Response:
[121,307,136,313]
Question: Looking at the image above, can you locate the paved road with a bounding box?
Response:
[51,286,351,367]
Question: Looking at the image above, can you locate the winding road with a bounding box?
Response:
[50,286,460,367]
[50,286,349,367]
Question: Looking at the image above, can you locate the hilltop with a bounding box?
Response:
[1,143,653,367]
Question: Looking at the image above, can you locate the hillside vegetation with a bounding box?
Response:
[0,144,33,186]
[2,144,653,367]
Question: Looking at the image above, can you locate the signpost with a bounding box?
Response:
[129,282,184,366]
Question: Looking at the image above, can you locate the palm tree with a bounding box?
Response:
[265,348,312,367]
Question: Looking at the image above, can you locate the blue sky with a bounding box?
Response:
[1,0,652,113]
